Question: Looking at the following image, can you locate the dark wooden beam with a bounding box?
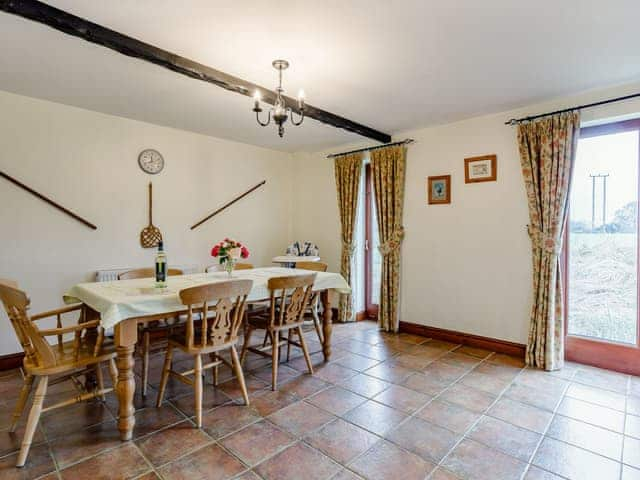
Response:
[0,0,392,143]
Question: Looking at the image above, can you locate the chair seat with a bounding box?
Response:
[24,338,116,375]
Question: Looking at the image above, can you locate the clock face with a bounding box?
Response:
[138,149,164,174]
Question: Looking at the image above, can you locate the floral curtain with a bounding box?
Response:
[518,111,580,370]
[334,152,364,322]
[370,145,407,332]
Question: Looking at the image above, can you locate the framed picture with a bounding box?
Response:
[464,154,497,183]
[427,175,451,204]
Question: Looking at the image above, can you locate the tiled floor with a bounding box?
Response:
[1,321,639,480]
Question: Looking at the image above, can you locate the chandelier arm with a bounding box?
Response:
[255,110,271,127]
[290,108,305,126]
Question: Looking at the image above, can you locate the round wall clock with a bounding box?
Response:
[138,149,164,174]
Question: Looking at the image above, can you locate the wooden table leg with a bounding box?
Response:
[320,290,332,361]
[114,321,137,441]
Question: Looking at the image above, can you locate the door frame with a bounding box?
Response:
[564,117,640,375]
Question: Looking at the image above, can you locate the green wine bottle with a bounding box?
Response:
[155,241,167,288]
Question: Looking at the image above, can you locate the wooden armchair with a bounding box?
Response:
[117,267,184,396]
[240,273,317,390]
[294,261,328,346]
[0,281,117,468]
[156,279,253,428]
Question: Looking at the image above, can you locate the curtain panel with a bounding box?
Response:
[370,145,407,332]
[517,111,581,370]
[334,152,364,322]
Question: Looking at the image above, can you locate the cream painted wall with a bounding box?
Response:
[292,82,640,344]
[0,90,293,355]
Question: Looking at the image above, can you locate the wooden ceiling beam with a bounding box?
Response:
[0,0,392,143]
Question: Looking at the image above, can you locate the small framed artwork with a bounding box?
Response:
[464,154,497,183]
[427,175,451,204]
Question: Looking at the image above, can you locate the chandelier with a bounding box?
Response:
[252,60,305,137]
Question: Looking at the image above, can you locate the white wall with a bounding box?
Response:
[0,90,293,355]
[292,82,640,344]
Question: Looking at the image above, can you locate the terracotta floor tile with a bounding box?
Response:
[440,384,497,414]
[556,397,625,432]
[387,417,459,462]
[546,415,623,460]
[344,343,396,361]
[40,401,114,439]
[502,382,563,412]
[565,382,626,411]
[255,442,341,480]
[305,418,379,465]
[201,404,262,439]
[372,385,431,414]
[467,416,540,462]
[524,466,565,479]
[338,374,391,398]
[278,376,330,399]
[250,390,298,416]
[343,400,407,436]
[573,367,629,394]
[533,437,621,480]
[0,443,56,480]
[158,443,246,480]
[221,420,294,466]
[398,333,430,345]
[170,387,231,417]
[423,361,468,383]
[307,386,367,416]
[132,404,184,439]
[389,353,434,370]
[268,401,335,437]
[330,468,364,480]
[625,414,640,439]
[442,439,528,480]
[438,352,483,370]
[516,369,569,396]
[216,375,269,401]
[488,354,526,368]
[460,371,511,396]
[349,440,435,480]
[50,419,121,468]
[455,346,493,359]
[287,352,327,373]
[334,353,381,372]
[629,396,640,416]
[417,399,481,434]
[364,362,414,383]
[424,340,460,351]
[252,364,303,385]
[473,362,522,381]
[430,467,463,480]
[624,436,640,469]
[136,421,212,467]
[622,465,640,480]
[488,398,553,434]
[234,472,262,480]
[401,372,451,396]
[315,363,359,383]
[0,422,45,458]
[59,443,150,480]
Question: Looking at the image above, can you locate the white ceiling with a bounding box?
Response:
[1,1,640,152]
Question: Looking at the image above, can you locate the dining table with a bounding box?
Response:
[64,266,350,441]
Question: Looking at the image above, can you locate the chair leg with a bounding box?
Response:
[210,353,219,386]
[142,330,150,397]
[271,330,279,391]
[298,326,314,375]
[286,329,292,362]
[312,302,324,343]
[262,330,270,347]
[194,354,203,428]
[230,346,250,406]
[9,374,34,432]
[95,364,105,401]
[240,325,253,364]
[17,376,48,468]
[108,358,118,386]
[156,344,173,408]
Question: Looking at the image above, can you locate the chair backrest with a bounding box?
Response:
[295,261,327,272]
[205,263,253,273]
[267,273,316,328]
[179,279,253,350]
[118,267,184,280]
[0,282,56,368]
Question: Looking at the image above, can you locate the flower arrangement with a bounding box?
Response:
[211,238,250,276]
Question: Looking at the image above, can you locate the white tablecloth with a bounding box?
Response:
[64,267,350,330]
[272,255,321,264]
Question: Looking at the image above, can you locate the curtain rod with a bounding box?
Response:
[326,139,414,158]
[505,92,640,125]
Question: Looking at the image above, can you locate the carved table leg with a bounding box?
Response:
[321,290,333,361]
[114,321,137,441]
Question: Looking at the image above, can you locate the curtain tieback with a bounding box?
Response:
[527,225,562,256]
[378,227,405,256]
[342,241,356,256]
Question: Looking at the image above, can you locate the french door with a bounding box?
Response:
[364,164,380,319]
[564,118,640,375]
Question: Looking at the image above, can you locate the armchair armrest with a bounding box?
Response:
[39,320,101,337]
[31,304,83,321]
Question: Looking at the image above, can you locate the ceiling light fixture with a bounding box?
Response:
[252,60,305,138]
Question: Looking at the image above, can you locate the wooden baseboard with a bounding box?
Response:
[399,321,526,358]
[0,352,24,371]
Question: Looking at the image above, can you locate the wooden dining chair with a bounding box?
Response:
[240,273,317,390]
[117,267,184,396]
[294,261,327,348]
[0,281,117,467]
[205,263,254,273]
[156,279,253,427]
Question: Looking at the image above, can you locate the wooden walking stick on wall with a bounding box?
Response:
[190,180,266,230]
[0,169,97,230]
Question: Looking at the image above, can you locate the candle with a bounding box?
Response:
[297,89,305,109]
[253,90,261,110]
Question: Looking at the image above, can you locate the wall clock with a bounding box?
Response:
[138,149,164,174]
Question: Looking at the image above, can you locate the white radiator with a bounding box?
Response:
[95,265,199,282]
